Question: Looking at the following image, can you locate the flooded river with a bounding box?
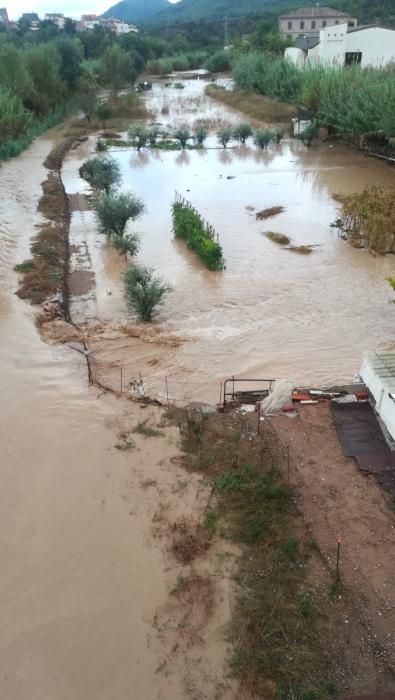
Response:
[63,78,394,402]
[0,77,394,698]
[0,130,231,698]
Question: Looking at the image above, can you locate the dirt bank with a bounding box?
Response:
[205,84,297,126]
[14,134,88,316]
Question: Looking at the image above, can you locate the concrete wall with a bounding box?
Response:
[360,353,395,441]
[285,47,306,66]
[347,26,395,67]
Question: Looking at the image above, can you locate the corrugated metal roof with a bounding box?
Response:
[279,6,353,19]
[365,351,395,389]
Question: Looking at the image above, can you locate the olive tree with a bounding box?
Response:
[128,124,149,150]
[233,122,253,144]
[217,127,233,148]
[194,125,208,146]
[95,190,144,238]
[174,127,190,148]
[79,157,121,194]
[123,264,170,322]
[253,128,273,149]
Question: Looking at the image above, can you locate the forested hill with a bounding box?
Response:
[103,0,394,26]
[101,0,170,22]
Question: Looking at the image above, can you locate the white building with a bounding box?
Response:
[279,6,357,40]
[286,24,395,68]
[360,352,395,442]
[78,14,138,33]
[44,13,65,29]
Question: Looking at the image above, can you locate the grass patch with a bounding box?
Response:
[173,409,351,698]
[206,84,296,125]
[132,420,164,438]
[265,231,290,245]
[256,206,285,220]
[71,92,147,133]
[14,260,35,273]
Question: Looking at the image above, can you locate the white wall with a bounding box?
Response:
[285,47,306,66]
[307,24,395,67]
[360,353,395,441]
[347,26,395,67]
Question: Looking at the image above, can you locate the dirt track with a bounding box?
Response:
[273,402,395,683]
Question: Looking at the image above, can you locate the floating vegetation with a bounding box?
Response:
[256,206,285,220]
[265,232,290,245]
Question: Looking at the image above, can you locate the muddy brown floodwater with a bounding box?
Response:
[63,78,394,403]
[0,76,394,699]
[0,128,235,698]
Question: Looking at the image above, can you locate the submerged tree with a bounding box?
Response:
[112,233,140,258]
[217,127,233,148]
[148,125,161,146]
[95,190,144,238]
[174,127,190,148]
[123,264,170,321]
[233,122,253,145]
[128,124,149,150]
[79,156,121,194]
[253,128,273,149]
[300,121,318,147]
[96,102,112,128]
[194,125,208,146]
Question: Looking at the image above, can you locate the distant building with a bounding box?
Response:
[286,24,395,68]
[21,11,40,30]
[44,12,65,29]
[0,7,9,26]
[279,6,357,40]
[78,14,138,33]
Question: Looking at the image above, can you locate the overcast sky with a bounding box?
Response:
[8,0,178,21]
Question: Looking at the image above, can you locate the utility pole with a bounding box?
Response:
[224,14,228,48]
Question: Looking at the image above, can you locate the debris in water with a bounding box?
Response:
[256,206,285,220]
[265,232,291,245]
[287,245,313,255]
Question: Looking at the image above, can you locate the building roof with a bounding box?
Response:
[347,23,394,33]
[294,35,320,49]
[279,6,353,19]
[22,12,39,21]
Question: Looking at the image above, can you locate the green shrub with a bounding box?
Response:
[96,102,112,128]
[95,138,108,152]
[123,264,170,321]
[128,124,149,150]
[300,121,319,147]
[112,233,140,257]
[194,125,208,145]
[95,190,144,237]
[79,156,121,194]
[205,49,233,73]
[233,122,253,144]
[148,125,161,146]
[172,197,225,271]
[217,127,233,148]
[253,128,273,149]
[174,127,190,147]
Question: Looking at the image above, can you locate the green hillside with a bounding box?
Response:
[101,0,170,23]
[103,0,395,27]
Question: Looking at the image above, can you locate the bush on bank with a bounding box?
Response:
[232,51,395,142]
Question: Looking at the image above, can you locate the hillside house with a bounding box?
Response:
[279,6,357,40]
